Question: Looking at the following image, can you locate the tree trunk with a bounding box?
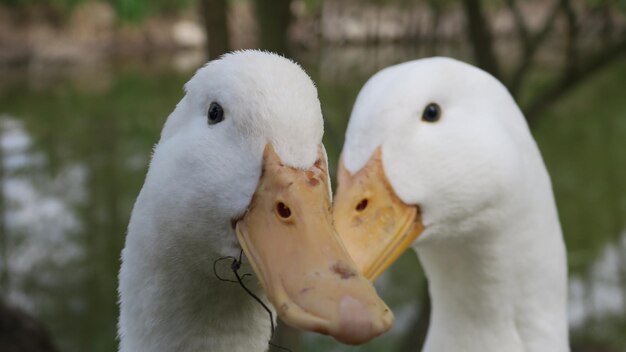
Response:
[201,0,230,60]
[562,0,579,75]
[254,0,293,56]
[461,0,501,79]
[427,0,442,51]
[0,129,6,297]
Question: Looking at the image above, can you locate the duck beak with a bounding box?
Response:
[333,147,424,281]
[235,145,393,345]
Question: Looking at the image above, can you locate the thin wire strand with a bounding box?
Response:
[213,256,239,283]
[213,250,293,352]
[231,258,275,334]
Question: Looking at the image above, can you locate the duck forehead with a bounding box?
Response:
[342,63,415,174]
[191,51,324,169]
[244,60,323,169]
[342,56,514,174]
[226,72,322,169]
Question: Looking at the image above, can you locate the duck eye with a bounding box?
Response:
[207,102,224,125]
[422,103,441,123]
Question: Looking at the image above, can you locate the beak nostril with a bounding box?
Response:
[355,199,368,212]
[276,202,292,219]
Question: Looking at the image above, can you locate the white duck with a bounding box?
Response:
[333,57,569,352]
[117,50,392,352]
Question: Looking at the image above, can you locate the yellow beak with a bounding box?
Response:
[333,147,424,281]
[235,145,393,345]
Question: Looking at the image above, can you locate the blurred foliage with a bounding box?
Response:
[109,0,195,22]
[0,0,87,9]
[0,0,195,22]
[533,60,626,274]
[1,0,625,22]
[0,63,186,351]
[0,44,625,351]
[0,0,625,350]
[300,0,323,11]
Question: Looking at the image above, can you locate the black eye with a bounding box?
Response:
[207,102,224,125]
[422,103,441,122]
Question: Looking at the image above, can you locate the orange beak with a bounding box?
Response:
[333,147,424,281]
[235,145,393,345]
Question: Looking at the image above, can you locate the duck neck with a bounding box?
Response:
[415,211,569,352]
[118,194,273,352]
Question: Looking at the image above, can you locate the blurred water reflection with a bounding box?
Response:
[0,44,624,351]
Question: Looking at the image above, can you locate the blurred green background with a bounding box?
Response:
[0,0,625,351]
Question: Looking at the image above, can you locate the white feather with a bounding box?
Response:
[343,57,569,352]
[118,50,325,352]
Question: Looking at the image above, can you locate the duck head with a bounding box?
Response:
[143,51,392,344]
[333,57,533,280]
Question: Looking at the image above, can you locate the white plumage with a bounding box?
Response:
[340,57,569,352]
[118,50,325,352]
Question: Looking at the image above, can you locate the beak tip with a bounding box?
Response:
[331,295,393,345]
